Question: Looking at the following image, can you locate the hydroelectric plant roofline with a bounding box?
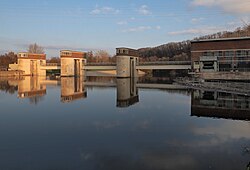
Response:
[191,36,250,43]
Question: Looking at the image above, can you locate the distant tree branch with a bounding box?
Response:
[28,43,45,54]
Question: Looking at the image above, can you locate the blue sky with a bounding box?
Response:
[0,0,250,57]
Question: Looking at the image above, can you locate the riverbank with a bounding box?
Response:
[0,70,24,77]
[192,72,250,81]
[175,77,250,96]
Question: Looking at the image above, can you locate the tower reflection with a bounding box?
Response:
[191,90,250,120]
[61,77,87,103]
[18,76,46,98]
[116,78,139,108]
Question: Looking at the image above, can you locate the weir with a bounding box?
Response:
[6,48,191,77]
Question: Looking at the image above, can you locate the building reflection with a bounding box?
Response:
[18,76,46,98]
[191,90,250,120]
[0,78,19,94]
[61,77,87,103]
[1,76,189,107]
[17,76,46,104]
[116,78,139,108]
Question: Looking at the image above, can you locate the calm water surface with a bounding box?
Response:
[0,76,250,170]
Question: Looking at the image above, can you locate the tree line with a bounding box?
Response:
[138,40,191,62]
[0,52,17,70]
[194,25,250,40]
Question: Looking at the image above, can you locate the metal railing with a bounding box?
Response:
[0,66,8,71]
[86,61,191,66]
[138,61,191,65]
[86,62,116,66]
[219,68,250,72]
[41,63,61,66]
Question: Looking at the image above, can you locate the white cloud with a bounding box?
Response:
[117,21,127,25]
[156,26,161,30]
[122,25,161,33]
[123,26,152,33]
[137,5,152,15]
[191,0,250,14]
[168,26,226,35]
[90,6,120,15]
[191,17,204,24]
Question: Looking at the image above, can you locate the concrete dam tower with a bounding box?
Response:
[17,52,46,76]
[116,48,139,78]
[60,50,86,77]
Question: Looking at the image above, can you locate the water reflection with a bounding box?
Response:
[116,78,139,107]
[191,90,250,120]
[1,77,250,169]
[18,76,46,98]
[61,77,87,103]
[0,78,18,94]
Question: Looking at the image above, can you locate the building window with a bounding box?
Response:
[215,51,223,57]
[225,51,234,57]
[203,61,214,69]
[236,50,242,57]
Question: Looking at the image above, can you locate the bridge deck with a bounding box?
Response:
[41,61,191,70]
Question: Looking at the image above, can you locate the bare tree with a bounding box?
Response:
[28,43,45,54]
[94,50,111,63]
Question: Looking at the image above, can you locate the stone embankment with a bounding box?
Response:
[0,71,24,77]
[175,77,250,96]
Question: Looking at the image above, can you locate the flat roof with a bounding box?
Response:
[60,50,85,53]
[18,52,46,55]
[191,36,250,43]
[116,47,137,50]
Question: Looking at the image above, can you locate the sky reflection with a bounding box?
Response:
[0,77,249,170]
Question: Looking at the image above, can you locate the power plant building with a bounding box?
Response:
[191,37,250,73]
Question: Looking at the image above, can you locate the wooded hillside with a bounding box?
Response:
[138,25,250,61]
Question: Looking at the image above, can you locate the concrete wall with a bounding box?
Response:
[9,63,18,71]
[18,58,46,76]
[61,58,85,77]
[116,56,130,77]
[18,59,31,75]
[0,71,24,77]
[116,56,138,77]
[199,72,250,80]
